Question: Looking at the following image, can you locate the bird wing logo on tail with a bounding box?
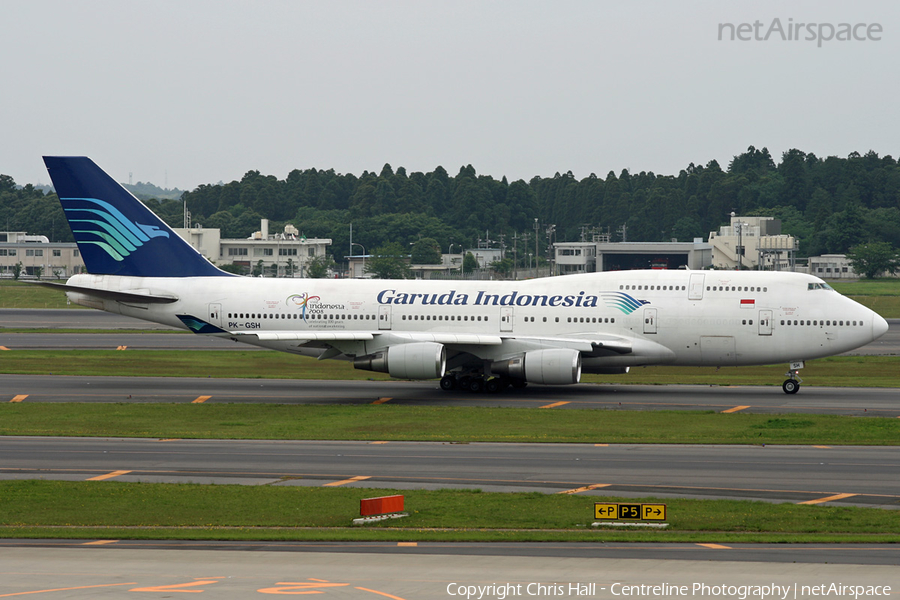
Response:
[61,196,169,262]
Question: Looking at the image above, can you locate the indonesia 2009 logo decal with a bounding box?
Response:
[287,293,321,320]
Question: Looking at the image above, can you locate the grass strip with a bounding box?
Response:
[1,481,897,543]
[1,404,898,444]
[0,281,85,309]
[2,350,899,387]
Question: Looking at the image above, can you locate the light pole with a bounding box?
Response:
[351,242,366,278]
[448,243,461,277]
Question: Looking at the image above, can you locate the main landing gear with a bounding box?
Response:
[782,361,804,394]
[439,373,526,394]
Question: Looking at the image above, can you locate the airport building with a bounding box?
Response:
[175,219,332,277]
[708,216,797,270]
[808,254,856,279]
[0,231,85,278]
[553,239,712,273]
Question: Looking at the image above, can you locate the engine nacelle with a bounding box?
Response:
[353,342,446,380]
[493,348,582,385]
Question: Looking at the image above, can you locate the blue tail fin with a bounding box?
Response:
[43,156,231,277]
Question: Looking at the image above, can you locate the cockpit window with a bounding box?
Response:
[808,282,834,291]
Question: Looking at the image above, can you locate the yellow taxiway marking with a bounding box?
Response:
[370,441,390,444]
[798,493,857,505]
[87,470,132,481]
[557,483,610,495]
[594,443,609,447]
[397,542,418,547]
[10,395,27,403]
[355,587,409,600]
[83,540,118,545]
[0,583,138,597]
[540,401,570,409]
[324,475,371,487]
[0,346,9,350]
[158,438,182,442]
[697,543,732,549]
[722,405,750,413]
[372,397,393,404]
[116,345,127,350]
[192,395,211,403]
[813,445,832,449]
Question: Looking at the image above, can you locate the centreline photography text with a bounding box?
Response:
[445,581,893,599]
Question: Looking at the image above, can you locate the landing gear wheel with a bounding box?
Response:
[440,375,457,391]
[467,378,485,393]
[485,377,503,393]
[782,379,800,394]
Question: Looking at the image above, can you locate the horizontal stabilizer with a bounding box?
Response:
[27,280,178,304]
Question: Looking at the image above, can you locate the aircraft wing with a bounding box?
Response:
[176,315,630,355]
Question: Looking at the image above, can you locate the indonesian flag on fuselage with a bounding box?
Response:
[740,299,755,308]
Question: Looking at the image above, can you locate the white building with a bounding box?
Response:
[0,231,85,278]
[176,219,332,277]
[708,216,797,270]
[554,240,711,273]
[808,254,856,279]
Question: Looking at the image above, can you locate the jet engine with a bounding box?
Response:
[354,342,446,380]
[492,348,582,385]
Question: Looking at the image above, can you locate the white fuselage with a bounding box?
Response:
[65,270,887,371]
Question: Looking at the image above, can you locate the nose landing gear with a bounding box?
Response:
[782,361,804,394]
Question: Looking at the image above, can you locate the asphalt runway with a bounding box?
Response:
[2,437,899,507]
[1,544,897,599]
[3,374,900,416]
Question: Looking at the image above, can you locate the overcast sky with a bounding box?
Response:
[2,0,897,191]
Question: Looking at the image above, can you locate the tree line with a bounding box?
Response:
[3,147,900,270]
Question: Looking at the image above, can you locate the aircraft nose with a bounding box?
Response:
[872,313,889,340]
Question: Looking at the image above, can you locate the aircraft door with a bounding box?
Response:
[208,303,222,327]
[643,307,657,334]
[758,309,773,336]
[688,273,705,300]
[378,304,392,330]
[500,307,514,332]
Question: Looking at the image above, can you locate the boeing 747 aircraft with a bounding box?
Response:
[41,157,889,394]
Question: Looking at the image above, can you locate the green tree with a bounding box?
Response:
[490,257,514,277]
[219,263,247,275]
[847,242,900,279]
[252,260,264,277]
[463,252,478,274]
[365,242,411,279]
[410,237,442,264]
[307,255,334,278]
[12,262,22,280]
